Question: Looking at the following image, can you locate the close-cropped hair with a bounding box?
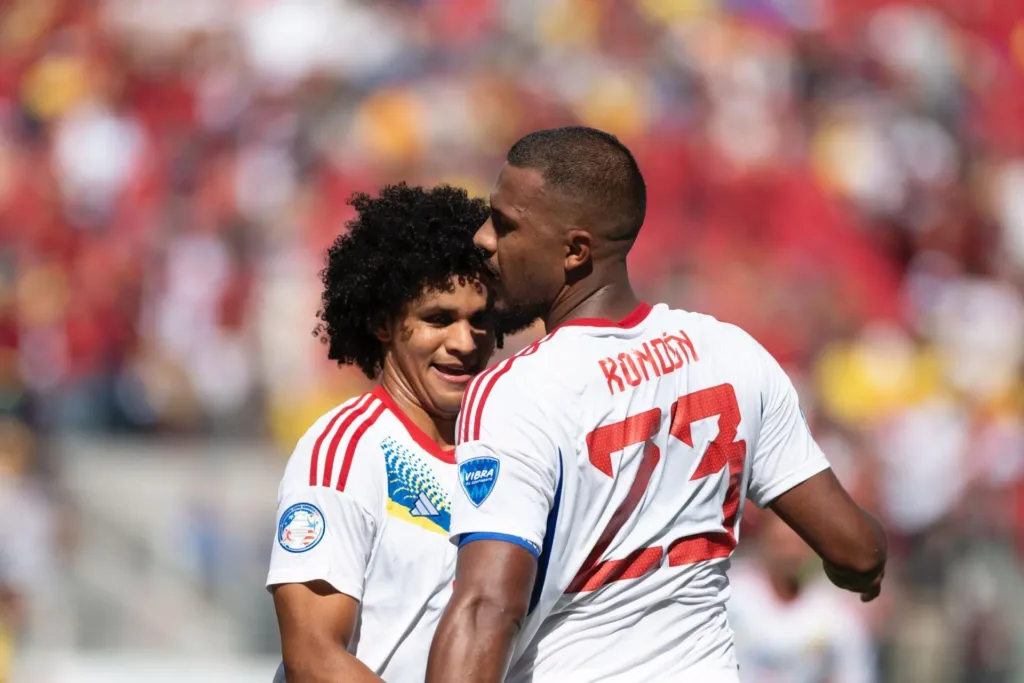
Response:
[507,126,647,243]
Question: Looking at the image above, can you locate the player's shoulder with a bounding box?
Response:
[482,303,681,382]
[456,332,575,444]
[460,305,763,397]
[655,305,780,379]
[479,330,569,388]
[654,305,761,351]
[282,391,390,492]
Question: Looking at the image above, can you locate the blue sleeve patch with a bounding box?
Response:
[458,532,539,559]
[458,456,500,506]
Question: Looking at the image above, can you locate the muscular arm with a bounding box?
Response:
[273,580,382,683]
[426,540,537,683]
[770,469,887,601]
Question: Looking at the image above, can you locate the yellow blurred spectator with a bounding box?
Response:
[433,174,490,200]
[0,584,16,683]
[575,71,652,140]
[20,54,90,121]
[636,0,719,24]
[266,366,372,455]
[537,0,601,47]
[0,419,34,683]
[0,417,34,480]
[814,323,944,427]
[16,263,68,329]
[350,89,426,165]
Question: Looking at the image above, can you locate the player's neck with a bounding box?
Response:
[546,262,640,330]
[378,372,457,449]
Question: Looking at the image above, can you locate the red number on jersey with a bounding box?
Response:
[666,385,746,565]
[567,384,747,594]
[567,408,663,593]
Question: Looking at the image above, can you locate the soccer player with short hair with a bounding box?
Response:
[267,184,524,683]
[427,127,887,683]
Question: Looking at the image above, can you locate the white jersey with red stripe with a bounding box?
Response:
[451,302,831,683]
[266,385,457,683]
[727,563,877,683]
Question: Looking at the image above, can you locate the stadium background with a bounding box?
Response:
[1,0,1023,680]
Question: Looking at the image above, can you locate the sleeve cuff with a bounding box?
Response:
[456,532,540,558]
[265,569,364,601]
[753,461,831,508]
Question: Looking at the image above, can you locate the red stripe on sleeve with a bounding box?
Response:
[460,365,498,444]
[469,337,550,442]
[470,362,516,442]
[336,402,387,491]
[321,395,373,487]
[309,397,364,486]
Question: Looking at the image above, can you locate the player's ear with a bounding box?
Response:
[374,316,393,344]
[565,229,593,273]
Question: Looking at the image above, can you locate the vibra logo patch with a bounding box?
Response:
[459,456,500,507]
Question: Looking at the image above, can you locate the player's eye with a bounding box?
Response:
[469,310,494,331]
[491,210,512,236]
[424,312,454,327]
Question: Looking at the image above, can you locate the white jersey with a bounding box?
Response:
[728,563,876,683]
[267,386,456,683]
[451,302,831,683]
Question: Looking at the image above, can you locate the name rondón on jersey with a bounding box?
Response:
[308,393,386,490]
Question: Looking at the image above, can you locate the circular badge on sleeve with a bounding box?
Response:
[277,502,325,553]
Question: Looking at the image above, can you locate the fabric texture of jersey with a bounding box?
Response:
[728,562,876,683]
[451,302,830,682]
[267,385,457,683]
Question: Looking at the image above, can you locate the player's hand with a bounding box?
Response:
[823,560,884,602]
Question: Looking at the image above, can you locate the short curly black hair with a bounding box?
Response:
[315,183,496,379]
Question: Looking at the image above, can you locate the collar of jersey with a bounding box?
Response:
[553,301,653,331]
[371,385,456,464]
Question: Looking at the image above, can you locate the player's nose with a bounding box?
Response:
[474,219,497,255]
[446,320,477,357]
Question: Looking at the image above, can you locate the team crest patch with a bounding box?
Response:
[459,456,499,507]
[278,502,325,553]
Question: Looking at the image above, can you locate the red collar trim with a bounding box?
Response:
[554,301,653,330]
[371,386,456,464]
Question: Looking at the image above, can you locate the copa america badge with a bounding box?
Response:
[277,502,325,553]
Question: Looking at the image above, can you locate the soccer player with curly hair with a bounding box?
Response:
[266,183,525,683]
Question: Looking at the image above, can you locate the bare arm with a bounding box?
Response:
[273,580,383,683]
[426,540,537,683]
[770,469,887,601]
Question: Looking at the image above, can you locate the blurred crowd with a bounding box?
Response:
[1,0,1023,681]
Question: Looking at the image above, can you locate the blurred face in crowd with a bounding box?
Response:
[380,277,496,420]
[475,164,570,328]
[761,513,815,583]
